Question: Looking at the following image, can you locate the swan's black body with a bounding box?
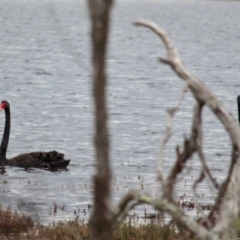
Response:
[0,100,70,169]
[237,96,240,124]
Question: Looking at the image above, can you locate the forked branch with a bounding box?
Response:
[118,19,240,239]
[157,84,188,183]
[134,20,240,150]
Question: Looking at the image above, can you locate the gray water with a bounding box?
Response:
[0,0,240,224]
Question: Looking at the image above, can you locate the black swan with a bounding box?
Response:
[0,100,70,169]
[238,96,240,123]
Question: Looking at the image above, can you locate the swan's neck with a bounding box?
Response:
[0,107,10,161]
[238,101,240,124]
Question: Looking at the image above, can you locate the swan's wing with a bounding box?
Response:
[7,151,70,169]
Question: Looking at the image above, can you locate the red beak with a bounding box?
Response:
[0,103,5,111]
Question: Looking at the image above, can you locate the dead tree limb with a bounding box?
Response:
[134,20,240,148]
[152,84,188,199]
[87,4,240,235]
[99,20,240,239]
[157,84,188,182]
[113,190,212,239]
[163,102,204,201]
[88,0,113,239]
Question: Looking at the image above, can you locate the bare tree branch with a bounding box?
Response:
[134,20,240,150]
[88,0,114,239]
[113,190,212,239]
[156,84,188,185]
[87,0,240,235]
[208,146,239,226]
[197,146,220,190]
[162,102,203,201]
[134,19,240,239]
[112,190,144,222]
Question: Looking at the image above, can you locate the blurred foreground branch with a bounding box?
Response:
[88,0,240,235]
[88,0,113,239]
[113,20,240,239]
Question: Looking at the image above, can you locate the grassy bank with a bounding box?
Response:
[0,205,195,240]
[0,204,34,235]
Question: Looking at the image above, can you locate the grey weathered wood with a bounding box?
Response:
[88,0,113,239]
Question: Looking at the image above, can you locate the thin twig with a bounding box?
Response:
[155,84,188,188]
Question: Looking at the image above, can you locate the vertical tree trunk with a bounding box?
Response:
[88,0,113,239]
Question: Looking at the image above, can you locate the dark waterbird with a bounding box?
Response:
[237,96,240,124]
[0,100,70,169]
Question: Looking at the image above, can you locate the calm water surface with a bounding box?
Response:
[0,0,240,223]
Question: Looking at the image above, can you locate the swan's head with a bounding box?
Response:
[0,100,9,111]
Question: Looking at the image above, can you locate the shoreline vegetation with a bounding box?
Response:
[0,204,196,240]
[2,204,240,239]
[0,200,218,239]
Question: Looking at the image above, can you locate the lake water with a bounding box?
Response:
[0,0,240,224]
